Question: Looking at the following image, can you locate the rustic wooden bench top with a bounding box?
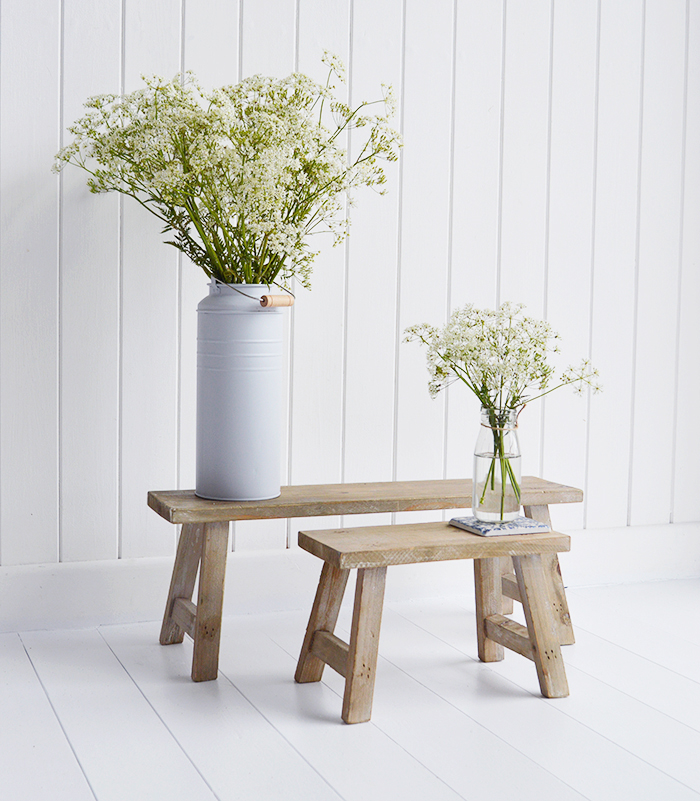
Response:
[298,521,571,570]
[148,476,583,524]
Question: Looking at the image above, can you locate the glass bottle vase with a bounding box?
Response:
[473,406,522,523]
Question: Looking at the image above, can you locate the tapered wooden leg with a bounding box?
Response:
[191,521,230,682]
[523,504,575,645]
[342,567,387,724]
[295,563,350,683]
[160,523,204,646]
[474,557,505,662]
[513,553,569,698]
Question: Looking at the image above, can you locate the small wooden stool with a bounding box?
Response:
[295,521,571,724]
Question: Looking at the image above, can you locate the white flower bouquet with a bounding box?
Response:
[405,302,600,520]
[54,54,401,288]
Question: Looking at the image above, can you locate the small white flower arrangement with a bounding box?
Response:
[405,302,600,408]
[405,302,601,519]
[54,54,401,289]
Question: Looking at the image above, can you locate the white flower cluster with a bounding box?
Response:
[405,302,601,411]
[54,57,401,288]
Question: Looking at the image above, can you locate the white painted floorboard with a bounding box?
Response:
[19,629,216,801]
[1,579,698,800]
[99,624,341,801]
[0,633,93,801]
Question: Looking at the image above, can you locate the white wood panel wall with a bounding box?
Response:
[0,0,698,567]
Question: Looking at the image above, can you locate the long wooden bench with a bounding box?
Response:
[295,521,571,724]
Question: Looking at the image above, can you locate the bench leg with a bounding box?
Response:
[295,563,350,683]
[523,504,575,645]
[513,553,569,698]
[499,557,515,615]
[474,558,505,662]
[160,523,204,646]
[343,567,387,724]
[191,521,230,682]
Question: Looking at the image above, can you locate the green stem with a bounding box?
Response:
[476,409,521,521]
[478,457,496,505]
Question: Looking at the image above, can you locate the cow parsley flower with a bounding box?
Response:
[54,60,401,288]
[405,302,601,409]
[405,303,601,519]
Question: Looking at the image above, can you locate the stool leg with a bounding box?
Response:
[192,521,230,682]
[474,557,505,662]
[160,523,204,646]
[523,504,575,645]
[295,563,350,683]
[513,553,569,698]
[343,567,387,724]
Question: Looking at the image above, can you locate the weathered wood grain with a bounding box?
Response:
[295,563,350,684]
[513,553,570,698]
[171,599,196,640]
[191,522,229,682]
[474,558,505,662]
[500,556,515,614]
[309,631,349,679]
[484,615,534,661]
[148,477,583,524]
[342,567,387,725]
[160,523,204,646]
[524,503,575,645]
[298,522,570,570]
[501,573,521,603]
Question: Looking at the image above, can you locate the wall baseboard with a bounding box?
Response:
[558,520,700,587]
[1,522,698,633]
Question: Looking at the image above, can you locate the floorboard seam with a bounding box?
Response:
[265,617,588,801]
[260,630,472,801]
[386,603,700,796]
[18,632,99,801]
[568,622,700,687]
[216,639,347,801]
[96,628,222,801]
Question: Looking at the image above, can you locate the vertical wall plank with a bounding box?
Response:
[498,0,552,313]
[234,0,297,551]
[184,0,240,88]
[498,0,552,477]
[240,0,296,79]
[343,0,402,486]
[0,0,60,565]
[285,0,350,541]
[394,0,454,515]
[119,0,183,558]
[59,0,121,562]
[673,0,700,523]
[629,0,687,525]
[179,1,241,493]
[338,0,402,530]
[540,0,598,532]
[289,2,349,474]
[444,0,504,482]
[586,0,644,529]
[449,1,502,312]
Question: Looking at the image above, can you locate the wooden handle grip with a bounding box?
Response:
[260,294,295,307]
